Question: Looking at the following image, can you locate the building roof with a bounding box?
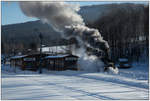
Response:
[10,54,79,60]
[44,54,78,59]
[10,55,27,59]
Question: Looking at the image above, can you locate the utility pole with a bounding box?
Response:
[39,32,43,74]
[56,38,58,55]
[34,28,43,74]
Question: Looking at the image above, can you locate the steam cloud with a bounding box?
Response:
[20,1,110,71]
[20,2,84,31]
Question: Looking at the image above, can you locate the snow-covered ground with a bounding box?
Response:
[1,62,149,100]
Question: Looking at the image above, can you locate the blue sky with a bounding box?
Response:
[2,2,37,25]
[2,1,148,25]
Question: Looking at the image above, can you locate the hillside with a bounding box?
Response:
[2,20,61,46]
[1,4,118,47]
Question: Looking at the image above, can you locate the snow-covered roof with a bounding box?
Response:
[44,54,78,59]
[10,55,27,59]
[119,58,128,62]
[37,45,68,53]
[44,55,70,59]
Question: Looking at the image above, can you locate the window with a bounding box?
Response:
[65,57,77,61]
[24,58,36,61]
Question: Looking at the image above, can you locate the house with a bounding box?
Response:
[10,53,79,71]
[10,55,27,67]
[43,54,79,71]
[10,53,49,71]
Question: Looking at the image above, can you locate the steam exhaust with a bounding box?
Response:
[19,1,116,72]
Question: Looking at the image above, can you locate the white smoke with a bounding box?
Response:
[78,53,104,72]
[19,1,110,72]
[20,2,84,32]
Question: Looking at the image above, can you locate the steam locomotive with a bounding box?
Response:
[86,46,117,72]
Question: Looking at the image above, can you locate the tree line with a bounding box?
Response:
[88,3,149,63]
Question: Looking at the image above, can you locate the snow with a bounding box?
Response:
[1,62,149,100]
[37,46,68,53]
[119,58,128,62]
[10,55,27,59]
[44,54,70,59]
[123,64,130,66]
[118,62,149,80]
